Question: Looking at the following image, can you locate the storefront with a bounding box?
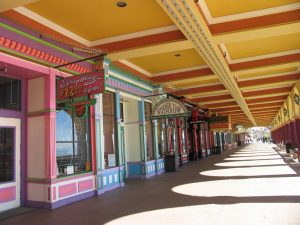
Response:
[209,115,232,154]
[0,74,22,212]
[0,18,156,211]
[151,97,190,171]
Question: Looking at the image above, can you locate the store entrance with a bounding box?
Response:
[0,118,21,212]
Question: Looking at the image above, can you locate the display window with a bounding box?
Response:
[56,98,91,176]
[102,92,117,168]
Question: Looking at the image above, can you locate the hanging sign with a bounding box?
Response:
[152,98,188,119]
[57,70,104,100]
[64,99,96,118]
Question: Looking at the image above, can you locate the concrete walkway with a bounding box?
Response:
[1,143,300,225]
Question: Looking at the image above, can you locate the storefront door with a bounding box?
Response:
[0,118,21,212]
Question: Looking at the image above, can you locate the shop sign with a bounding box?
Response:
[57,70,104,100]
[152,98,188,119]
[65,99,96,118]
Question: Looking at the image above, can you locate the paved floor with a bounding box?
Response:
[1,143,300,225]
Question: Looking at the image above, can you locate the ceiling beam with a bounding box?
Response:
[152,67,213,82]
[240,81,297,91]
[157,0,256,126]
[233,61,300,76]
[230,53,300,72]
[242,86,292,98]
[174,84,225,96]
[108,39,193,61]
[213,21,300,44]
[238,73,300,88]
[246,96,287,104]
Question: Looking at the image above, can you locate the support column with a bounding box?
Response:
[26,73,57,207]
[138,100,147,162]
[94,94,104,171]
[152,120,165,175]
[295,118,300,148]
[45,73,57,180]
[114,91,125,183]
[203,122,208,157]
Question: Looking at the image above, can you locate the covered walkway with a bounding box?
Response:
[0,143,300,225]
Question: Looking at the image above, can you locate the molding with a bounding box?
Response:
[220,44,300,64]
[198,2,300,24]
[91,25,178,46]
[238,71,299,82]
[14,7,90,46]
[119,59,151,77]
[152,65,209,77]
[108,70,152,91]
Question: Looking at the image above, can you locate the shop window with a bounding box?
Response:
[0,128,14,183]
[56,106,91,176]
[0,76,21,111]
[103,92,116,167]
[144,102,153,160]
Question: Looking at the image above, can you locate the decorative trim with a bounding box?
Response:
[14,7,90,46]
[91,25,178,46]
[119,59,151,77]
[152,65,209,77]
[198,2,300,24]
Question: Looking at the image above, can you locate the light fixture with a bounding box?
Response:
[283,108,288,116]
[117,1,127,7]
[294,93,300,105]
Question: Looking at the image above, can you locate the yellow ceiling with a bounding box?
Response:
[164,75,217,86]
[204,0,299,17]
[128,49,206,74]
[25,0,173,40]
[226,33,300,60]
[0,0,38,12]
[238,67,297,80]
[170,78,220,89]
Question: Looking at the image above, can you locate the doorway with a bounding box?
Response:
[0,118,21,212]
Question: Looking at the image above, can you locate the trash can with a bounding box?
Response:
[216,145,222,154]
[285,142,292,153]
[237,141,242,146]
[164,154,178,172]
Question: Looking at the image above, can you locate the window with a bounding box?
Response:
[103,92,116,167]
[56,106,91,176]
[0,76,21,111]
[0,128,14,183]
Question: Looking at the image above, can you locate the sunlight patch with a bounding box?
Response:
[105,203,300,225]
[172,177,300,197]
[200,165,295,177]
[215,159,286,167]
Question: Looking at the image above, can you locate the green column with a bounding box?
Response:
[152,119,159,160]
[115,91,122,166]
[138,100,147,162]
[95,94,104,170]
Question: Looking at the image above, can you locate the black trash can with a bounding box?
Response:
[286,142,292,153]
[216,145,222,154]
[164,154,178,172]
[237,141,242,146]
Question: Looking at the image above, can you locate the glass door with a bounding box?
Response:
[0,118,21,212]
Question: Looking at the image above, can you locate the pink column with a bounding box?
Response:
[295,118,300,148]
[45,71,57,179]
